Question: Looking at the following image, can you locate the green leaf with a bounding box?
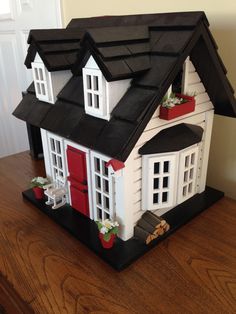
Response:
[103,232,111,242]
[112,226,119,235]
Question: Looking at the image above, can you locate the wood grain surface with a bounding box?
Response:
[0,151,236,314]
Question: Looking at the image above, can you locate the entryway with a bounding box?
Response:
[66,145,89,217]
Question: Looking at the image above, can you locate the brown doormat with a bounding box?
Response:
[0,273,33,314]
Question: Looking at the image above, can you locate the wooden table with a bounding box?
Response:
[0,151,236,314]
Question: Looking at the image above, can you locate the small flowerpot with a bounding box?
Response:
[159,94,195,120]
[32,187,44,200]
[99,233,116,249]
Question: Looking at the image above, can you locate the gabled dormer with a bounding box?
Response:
[31,53,72,104]
[82,56,131,120]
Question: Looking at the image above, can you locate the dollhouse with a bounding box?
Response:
[13,12,236,265]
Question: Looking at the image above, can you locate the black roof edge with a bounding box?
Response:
[67,11,209,29]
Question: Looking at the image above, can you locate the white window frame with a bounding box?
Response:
[83,68,107,118]
[177,145,199,203]
[47,133,66,181]
[32,62,52,102]
[142,154,177,210]
[90,151,115,221]
[142,144,200,211]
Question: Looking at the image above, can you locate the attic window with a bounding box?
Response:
[32,62,50,102]
[83,68,106,118]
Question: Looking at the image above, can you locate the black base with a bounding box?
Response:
[22,187,224,271]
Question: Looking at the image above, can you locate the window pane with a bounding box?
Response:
[94,76,99,91]
[58,156,62,169]
[50,138,55,152]
[104,197,109,210]
[105,212,110,219]
[185,156,189,167]
[183,186,187,196]
[96,175,101,189]
[52,154,57,166]
[153,193,159,204]
[94,157,100,172]
[87,75,92,89]
[191,153,195,165]
[34,68,39,80]
[184,171,188,182]
[104,179,109,193]
[96,192,102,205]
[163,161,169,173]
[56,140,61,154]
[53,168,58,177]
[102,161,108,177]
[154,162,160,174]
[39,68,43,81]
[153,178,159,189]
[163,177,168,188]
[36,82,41,95]
[41,83,46,95]
[87,93,92,107]
[94,94,100,109]
[97,208,102,219]
[188,182,193,193]
[189,168,194,180]
[162,192,168,202]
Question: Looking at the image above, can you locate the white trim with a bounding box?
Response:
[177,145,199,203]
[142,153,177,210]
[32,62,49,101]
[31,60,54,103]
[83,67,108,119]
[198,110,214,192]
[40,129,51,179]
[182,57,189,94]
[46,132,66,181]
[90,151,115,221]
[64,140,94,220]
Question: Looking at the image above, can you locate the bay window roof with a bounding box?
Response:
[139,123,204,155]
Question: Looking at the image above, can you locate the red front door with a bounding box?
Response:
[67,146,89,217]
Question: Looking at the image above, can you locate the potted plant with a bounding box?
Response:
[159,92,195,120]
[30,177,49,200]
[96,219,119,249]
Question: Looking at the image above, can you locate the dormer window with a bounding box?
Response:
[83,68,105,117]
[82,56,131,120]
[31,53,71,104]
[32,62,50,102]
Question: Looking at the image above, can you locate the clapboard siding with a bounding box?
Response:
[123,57,214,228]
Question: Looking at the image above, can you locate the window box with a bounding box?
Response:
[159,94,195,120]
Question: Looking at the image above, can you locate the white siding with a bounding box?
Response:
[123,57,215,229]
[51,70,71,102]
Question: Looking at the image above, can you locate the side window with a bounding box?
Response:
[143,155,177,210]
[83,68,106,118]
[90,152,114,221]
[47,134,65,180]
[177,146,199,203]
[32,62,50,102]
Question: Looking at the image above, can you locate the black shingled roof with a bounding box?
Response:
[14,12,236,162]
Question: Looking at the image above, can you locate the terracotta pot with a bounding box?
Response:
[99,233,116,249]
[159,94,195,120]
[32,187,44,200]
